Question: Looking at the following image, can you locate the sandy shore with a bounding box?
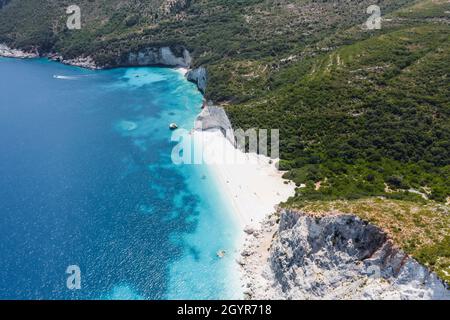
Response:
[192,130,296,229]
[175,67,189,76]
[189,129,295,298]
[1,50,285,295]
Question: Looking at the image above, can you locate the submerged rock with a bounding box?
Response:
[117,120,138,132]
[217,250,226,258]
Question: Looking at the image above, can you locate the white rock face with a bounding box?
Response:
[126,46,191,67]
[242,211,450,300]
[195,105,235,145]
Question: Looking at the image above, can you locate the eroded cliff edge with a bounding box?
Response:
[0,43,209,96]
[240,209,449,300]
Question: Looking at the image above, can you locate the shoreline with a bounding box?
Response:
[191,130,296,297]
[0,44,39,59]
[174,67,189,76]
[1,49,296,298]
[0,44,101,69]
[193,130,296,229]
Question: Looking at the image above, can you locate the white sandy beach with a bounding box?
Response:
[192,130,296,229]
[175,67,189,76]
[189,129,296,298]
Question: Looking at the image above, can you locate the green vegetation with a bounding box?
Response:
[0,0,418,66]
[226,2,450,203]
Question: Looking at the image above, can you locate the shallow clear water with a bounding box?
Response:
[0,58,241,300]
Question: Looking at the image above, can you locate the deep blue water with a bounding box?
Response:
[0,58,241,299]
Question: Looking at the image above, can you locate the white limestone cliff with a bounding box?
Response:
[240,210,450,300]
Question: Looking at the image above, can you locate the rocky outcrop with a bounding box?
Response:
[162,0,191,14]
[241,210,449,300]
[195,104,235,145]
[0,44,97,69]
[46,53,99,69]
[1,43,193,70]
[186,67,207,93]
[62,56,99,69]
[122,46,192,68]
[0,44,38,59]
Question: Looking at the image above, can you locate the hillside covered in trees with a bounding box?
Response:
[227,2,450,203]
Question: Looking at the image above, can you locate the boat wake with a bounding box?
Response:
[53,74,93,80]
[53,75,80,80]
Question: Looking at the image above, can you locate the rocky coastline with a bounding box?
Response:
[5,41,447,301]
[239,209,450,300]
[194,104,236,146]
[0,44,39,59]
[0,44,206,89]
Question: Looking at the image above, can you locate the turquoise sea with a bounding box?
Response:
[0,57,241,299]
